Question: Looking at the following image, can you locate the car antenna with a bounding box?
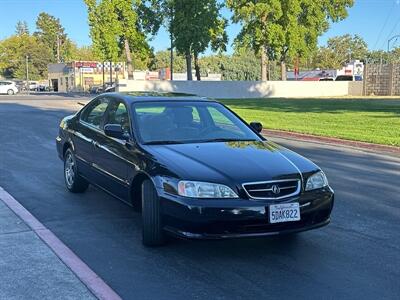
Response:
[77,102,86,107]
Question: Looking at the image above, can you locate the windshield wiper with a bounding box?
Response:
[197,138,259,143]
[143,140,185,145]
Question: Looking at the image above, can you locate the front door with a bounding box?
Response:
[73,96,110,181]
[91,99,136,202]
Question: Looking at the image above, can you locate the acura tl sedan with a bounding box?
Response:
[56,93,334,246]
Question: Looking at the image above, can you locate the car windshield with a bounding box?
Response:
[132,101,262,144]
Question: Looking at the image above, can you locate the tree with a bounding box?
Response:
[0,34,52,80]
[314,34,368,69]
[227,0,354,80]
[15,21,29,36]
[69,44,101,61]
[85,0,161,79]
[199,49,261,80]
[34,12,71,62]
[170,0,227,80]
[150,50,186,72]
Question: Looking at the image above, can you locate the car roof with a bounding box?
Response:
[105,92,213,103]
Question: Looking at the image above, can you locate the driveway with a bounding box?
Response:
[0,97,399,299]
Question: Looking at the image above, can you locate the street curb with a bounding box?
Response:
[263,129,400,155]
[0,186,122,300]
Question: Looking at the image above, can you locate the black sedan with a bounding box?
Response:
[56,93,334,246]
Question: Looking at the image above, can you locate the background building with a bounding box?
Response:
[48,61,127,92]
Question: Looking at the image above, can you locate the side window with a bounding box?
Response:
[80,97,110,129]
[106,101,131,135]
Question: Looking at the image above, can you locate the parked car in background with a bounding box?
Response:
[29,81,39,91]
[89,82,115,94]
[335,75,363,81]
[0,81,19,95]
[12,80,25,91]
[37,83,49,91]
[56,93,334,246]
[319,77,334,81]
[89,85,103,94]
[104,85,116,93]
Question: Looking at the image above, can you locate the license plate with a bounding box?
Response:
[269,203,301,224]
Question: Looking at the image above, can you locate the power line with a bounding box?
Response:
[382,7,400,49]
[373,1,395,49]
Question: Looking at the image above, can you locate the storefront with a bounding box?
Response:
[48,61,127,92]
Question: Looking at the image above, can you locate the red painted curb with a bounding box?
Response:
[263,129,400,155]
[0,186,122,300]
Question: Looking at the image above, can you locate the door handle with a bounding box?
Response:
[93,141,100,148]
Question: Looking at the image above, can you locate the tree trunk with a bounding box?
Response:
[260,45,267,81]
[185,53,193,81]
[280,60,287,81]
[124,39,134,80]
[194,53,201,81]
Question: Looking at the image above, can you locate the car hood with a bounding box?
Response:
[144,141,319,185]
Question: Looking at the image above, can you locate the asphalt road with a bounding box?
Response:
[0,96,399,300]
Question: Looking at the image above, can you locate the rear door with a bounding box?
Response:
[73,96,110,180]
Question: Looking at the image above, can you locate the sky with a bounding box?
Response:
[1,0,400,54]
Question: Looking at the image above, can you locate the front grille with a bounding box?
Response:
[242,179,300,200]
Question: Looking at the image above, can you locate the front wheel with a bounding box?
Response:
[141,179,166,246]
[7,89,14,95]
[64,148,89,193]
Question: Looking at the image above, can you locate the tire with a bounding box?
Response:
[64,148,89,193]
[7,89,14,95]
[141,179,166,246]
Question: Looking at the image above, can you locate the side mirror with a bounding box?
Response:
[104,124,128,140]
[250,122,263,133]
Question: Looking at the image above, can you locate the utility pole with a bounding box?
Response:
[25,55,29,95]
[102,61,105,91]
[109,61,113,86]
[387,35,400,53]
[56,35,60,63]
[170,4,174,81]
[170,32,174,81]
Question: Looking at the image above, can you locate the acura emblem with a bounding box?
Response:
[271,185,280,194]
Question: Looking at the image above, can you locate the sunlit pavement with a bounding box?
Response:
[0,96,399,299]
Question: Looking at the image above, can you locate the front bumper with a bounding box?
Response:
[159,187,334,239]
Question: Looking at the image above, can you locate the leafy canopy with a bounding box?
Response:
[34,12,72,62]
[227,0,354,62]
[84,0,161,63]
[314,34,368,69]
[171,0,227,57]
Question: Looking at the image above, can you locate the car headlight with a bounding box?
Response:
[178,181,238,198]
[305,171,328,191]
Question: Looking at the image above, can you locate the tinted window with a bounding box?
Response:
[105,101,131,135]
[80,97,110,129]
[335,75,353,81]
[132,101,261,144]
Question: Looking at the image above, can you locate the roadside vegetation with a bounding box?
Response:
[1,1,400,81]
[221,98,400,146]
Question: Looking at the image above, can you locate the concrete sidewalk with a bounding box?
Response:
[0,199,95,299]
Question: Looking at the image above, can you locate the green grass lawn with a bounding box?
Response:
[220,98,400,147]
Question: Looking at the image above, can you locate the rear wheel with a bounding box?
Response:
[141,179,166,246]
[7,89,14,95]
[64,148,89,193]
